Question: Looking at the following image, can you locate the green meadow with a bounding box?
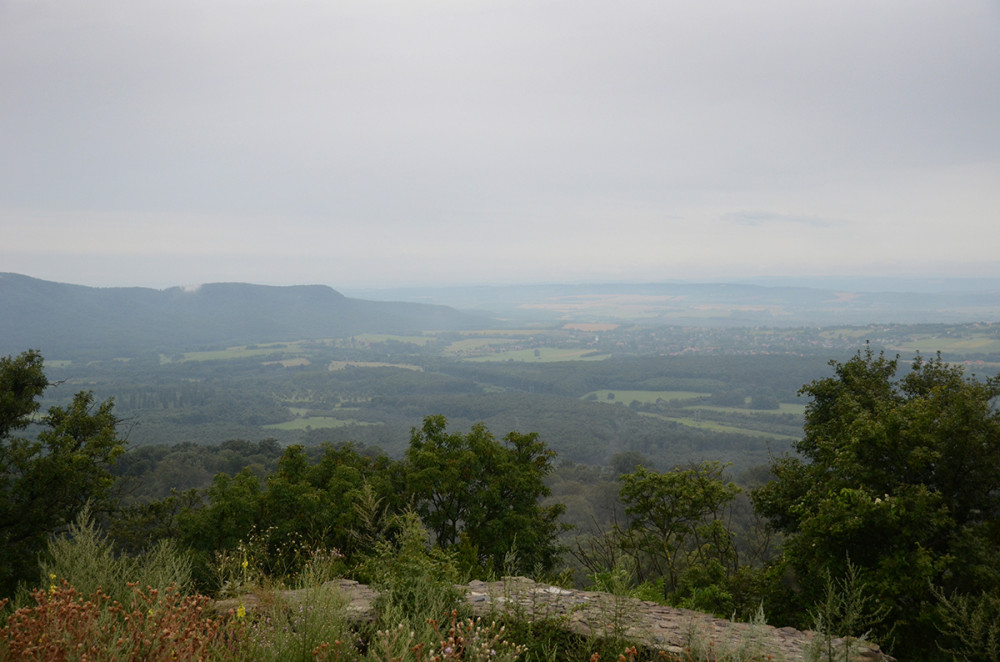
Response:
[264,416,381,431]
[639,411,800,440]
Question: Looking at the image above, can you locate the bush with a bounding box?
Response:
[227,584,352,662]
[934,588,1000,662]
[39,506,192,608]
[0,581,226,661]
[361,510,464,633]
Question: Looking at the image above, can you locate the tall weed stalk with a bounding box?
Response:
[804,560,887,662]
[39,506,192,607]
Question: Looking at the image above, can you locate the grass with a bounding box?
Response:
[162,342,308,363]
[816,325,1000,357]
[38,506,192,608]
[327,360,423,371]
[638,412,800,440]
[686,403,806,415]
[582,390,804,439]
[264,417,382,431]
[584,390,711,404]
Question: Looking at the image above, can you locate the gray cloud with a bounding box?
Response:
[0,0,998,287]
[720,212,837,229]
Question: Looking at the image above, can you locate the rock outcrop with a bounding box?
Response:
[215,576,892,661]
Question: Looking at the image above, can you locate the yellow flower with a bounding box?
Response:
[236,603,246,620]
[242,558,249,570]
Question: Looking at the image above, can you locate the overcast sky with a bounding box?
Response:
[2,1,998,290]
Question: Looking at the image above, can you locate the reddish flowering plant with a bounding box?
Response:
[0,580,228,661]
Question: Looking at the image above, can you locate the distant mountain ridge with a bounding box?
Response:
[0,273,490,357]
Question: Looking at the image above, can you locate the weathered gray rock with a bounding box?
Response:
[215,576,893,661]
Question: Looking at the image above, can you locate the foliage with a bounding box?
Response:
[360,510,464,632]
[228,585,352,662]
[405,415,566,577]
[804,559,887,662]
[753,347,1000,658]
[672,603,784,662]
[0,581,227,661]
[40,506,192,608]
[0,350,126,598]
[109,487,203,555]
[933,588,1000,662]
[176,442,398,590]
[413,612,526,662]
[614,463,741,603]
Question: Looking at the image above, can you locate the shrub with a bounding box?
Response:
[38,505,192,608]
[361,510,463,632]
[0,581,226,661]
[228,584,352,662]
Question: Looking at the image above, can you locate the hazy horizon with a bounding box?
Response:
[6,270,1000,298]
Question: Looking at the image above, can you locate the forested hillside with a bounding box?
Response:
[0,273,489,356]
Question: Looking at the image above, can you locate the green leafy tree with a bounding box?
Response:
[753,347,1000,657]
[615,462,742,612]
[177,442,402,587]
[404,415,565,577]
[179,467,263,557]
[0,350,125,597]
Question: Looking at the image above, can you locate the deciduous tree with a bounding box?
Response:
[404,415,565,576]
[753,347,1000,657]
[616,462,741,603]
[0,350,125,597]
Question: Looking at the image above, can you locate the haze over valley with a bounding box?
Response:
[5,271,997,472]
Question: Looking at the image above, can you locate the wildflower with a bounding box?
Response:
[236,602,246,620]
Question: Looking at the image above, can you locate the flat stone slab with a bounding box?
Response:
[216,576,892,661]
